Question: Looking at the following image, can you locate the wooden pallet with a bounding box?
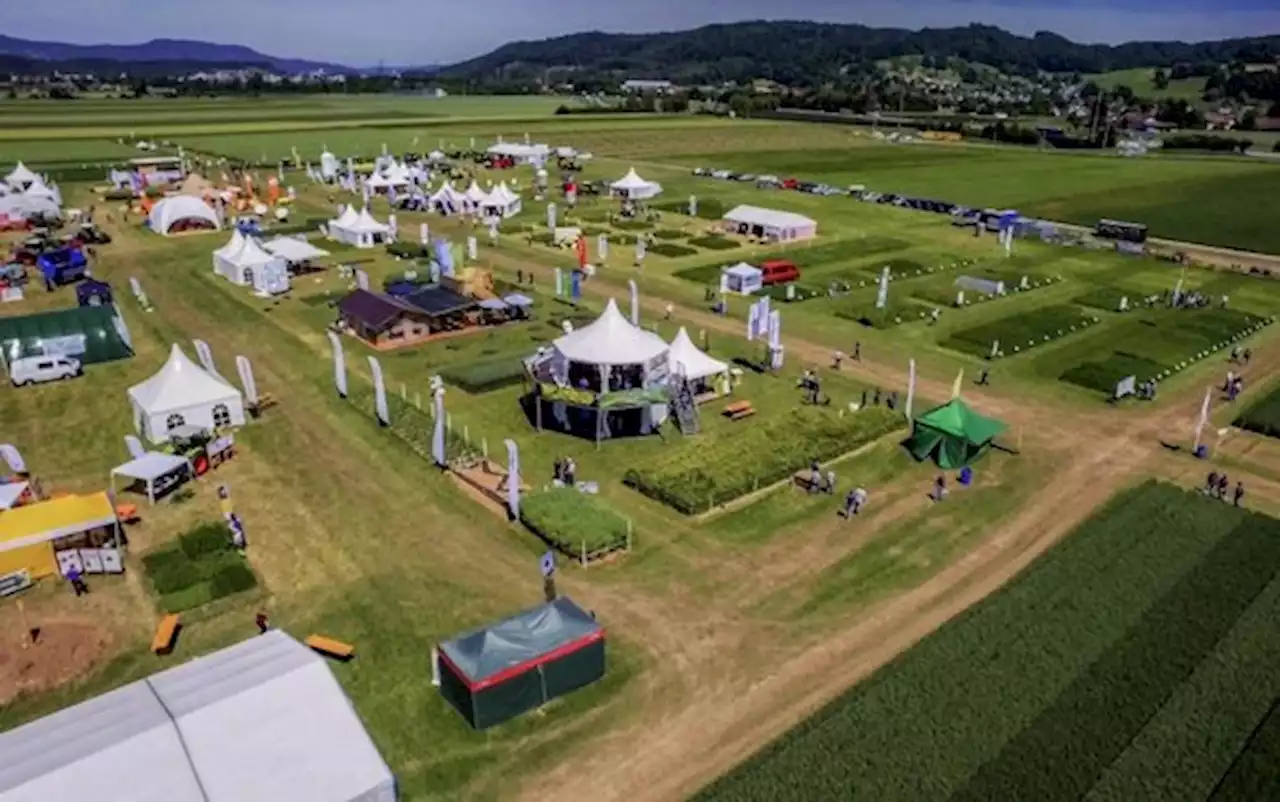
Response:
[152,614,181,655]
[305,634,354,660]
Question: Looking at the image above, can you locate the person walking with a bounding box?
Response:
[832,350,844,370]
[1217,472,1229,501]
[66,567,88,597]
[664,303,674,321]
[853,341,861,361]
[978,368,990,386]
[1233,481,1245,508]
[931,475,948,503]
[1206,470,1219,495]
[255,611,271,634]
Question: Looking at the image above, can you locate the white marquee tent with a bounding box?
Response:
[218,236,290,296]
[462,180,489,208]
[428,183,465,214]
[22,176,60,205]
[128,344,246,443]
[4,162,38,190]
[610,168,662,200]
[263,235,330,264]
[149,195,221,236]
[722,205,817,242]
[667,327,728,381]
[0,631,397,802]
[487,142,550,164]
[480,181,522,219]
[212,229,246,273]
[553,298,668,367]
[328,206,391,248]
[721,262,764,295]
[0,194,59,221]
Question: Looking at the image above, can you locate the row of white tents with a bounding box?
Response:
[327,205,392,248]
[427,180,523,218]
[1,163,63,220]
[212,228,329,295]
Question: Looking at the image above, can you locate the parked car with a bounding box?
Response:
[756,178,782,189]
[10,354,82,387]
[692,167,712,176]
[782,178,799,190]
[735,173,756,182]
[759,260,801,286]
[711,170,733,180]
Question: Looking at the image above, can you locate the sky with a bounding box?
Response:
[7,0,1280,66]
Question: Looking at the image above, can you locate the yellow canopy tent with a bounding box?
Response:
[0,493,120,579]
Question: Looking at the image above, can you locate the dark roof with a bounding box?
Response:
[403,286,477,317]
[439,597,602,690]
[337,289,422,331]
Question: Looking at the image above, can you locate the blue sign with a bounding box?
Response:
[540,551,556,577]
[570,269,582,301]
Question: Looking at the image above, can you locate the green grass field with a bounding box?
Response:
[1087,67,1208,102]
[695,482,1280,802]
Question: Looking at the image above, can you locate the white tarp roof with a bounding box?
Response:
[463,181,488,204]
[553,298,668,366]
[483,182,518,206]
[128,345,242,417]
[610,168,654,191]
[4,162,37,187]
[723,205,816,230]
[21,177,56,200]
[112,452,190,483]
[264,236,330,262]
[0,481,29,510]
[429,184,463,203]
[349,208,390,234]
[667,327,728,381]
[229,237,278,269]
[723,262,762,278]
[332,205,359,228]
[214,229,247,261]
[0,632,396,802]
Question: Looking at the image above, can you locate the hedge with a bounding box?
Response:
[649,243,699,258]
[625,406,903,514]
[520,487,631,554]
[440,356,527,394]
[688,235,739,250]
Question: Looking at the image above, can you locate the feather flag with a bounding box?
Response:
[575,236,588,268]
[951,369,964,399]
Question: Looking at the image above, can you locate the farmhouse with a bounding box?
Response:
[0,631,397,802]
[336,286,482,350]
[722,205,817,242]
[436,596,605,730]
[128,344,246,443]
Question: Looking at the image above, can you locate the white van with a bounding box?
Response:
[9,355,82,387]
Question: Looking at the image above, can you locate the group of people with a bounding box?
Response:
[799,370,826,405]
[1224,371,1246,402]
[1135,378,1159,401]
[552,455,579,487]
[1230,346,1253,367]
[1204,471,1245,507]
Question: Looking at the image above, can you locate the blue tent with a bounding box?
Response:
[36,248,88,290]
[76,278,113,307]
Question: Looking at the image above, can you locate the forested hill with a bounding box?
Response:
[440,22,1280,84]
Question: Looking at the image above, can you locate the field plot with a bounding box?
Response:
[695,482,1280,802]
[1235,383,1280,439]
[945,305,1101,358]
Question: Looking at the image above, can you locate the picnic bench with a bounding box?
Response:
[152,614,181,655]
[305,634,355,660]
[723,400,756,421]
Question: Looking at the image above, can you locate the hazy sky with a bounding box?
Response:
[8,0,1279,66]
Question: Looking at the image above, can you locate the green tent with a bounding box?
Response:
[0,304,133,373]
[437,596,606,730]
[904,398,1007,469]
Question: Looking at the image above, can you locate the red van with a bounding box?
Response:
[760,260,800,286]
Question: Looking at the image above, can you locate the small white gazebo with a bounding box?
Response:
[219,237,290,296]
[721,262,764,295]
[480,182,522,219]
[667,327,729,386]
[128,345,246,443]
[610,168,662,200]
[328,207,390,248]
[212,229,247,274]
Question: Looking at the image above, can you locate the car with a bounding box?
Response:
[781,178,799,190]
[711,170,733,180]
[756,178,782,189]
[10,354,82,387]
[759,260,801,286]
[735,173,756,182]
[692,167,712,176]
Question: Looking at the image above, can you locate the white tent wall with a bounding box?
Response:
[128,345,247,443]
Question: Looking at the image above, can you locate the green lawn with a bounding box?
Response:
[1087,67,1208,102]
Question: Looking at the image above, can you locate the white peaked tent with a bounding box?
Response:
[128,345,246,443]
[429,183,465,213]
[480,181,522,219]
[667,327,728,382]
[427,150,446,161]
[222,237,290,296]
[4,162,38,189]
[610,168,661,200]
[212,228,247,273]
[553,298,668,366]
[263,235,329,264]
[330,204,358,230]
[22,176,58,203]
[0,631,397,802]
[328,206,390,248]
[149,195,221,236]
[463,180,489,208]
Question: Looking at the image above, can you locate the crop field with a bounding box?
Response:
[1234,383,1280,439]
[1086,67,1208,102]
[945,305,1102,359]
[696,482,1280,802]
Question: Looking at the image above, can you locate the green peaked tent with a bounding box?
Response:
[905,398,1007,469]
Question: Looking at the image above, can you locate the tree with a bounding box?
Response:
[1153,68,1170,91]
[727,93,752,117]
[1238,109,1258,130]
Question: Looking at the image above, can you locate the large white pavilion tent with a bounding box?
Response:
[149,195,221,236]
[609,168,662,200]
[722,205,817,242]
[551,298,668,369]
[128,344,246,443]
[0,631,397,802]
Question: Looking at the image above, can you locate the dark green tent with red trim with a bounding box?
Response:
[436,596,605,730]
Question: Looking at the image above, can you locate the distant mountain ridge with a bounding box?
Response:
[440,21,1280,84]
[0,34,348,74]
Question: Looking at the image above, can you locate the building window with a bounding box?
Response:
[212,404,232,428]
[166,414,186,431]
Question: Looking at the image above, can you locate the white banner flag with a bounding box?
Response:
[367,356,390,426]
[192,339,221,378]
[688,195,698,217]
[355,268,370,291]
[546,202,557,230]
[0,443,26,474]
[420,222,429,244]
[906,359,916,420]
[628,280,640,325]
[432,389,446,466]
[235,355,258,406]
[747,303,760,342]
[755,297,772,339]
[767,310,781,349]
[504,438,520,519]
[326,330,347,397]
[597,233,608,260]
[466,236,477,261]
[635,237,646,262]
[1193,387,1212,451]
[875,267,890,309]
[554,267,564,297]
